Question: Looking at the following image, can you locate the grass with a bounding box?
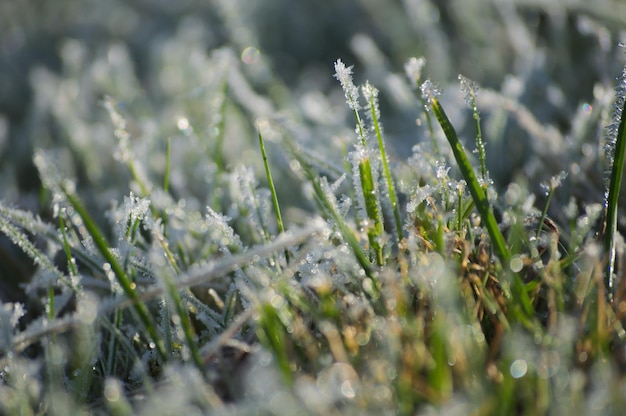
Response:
[3,2,626,415]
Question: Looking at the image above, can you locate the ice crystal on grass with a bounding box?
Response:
[605,43,626,166]
[459,74,479,109]
[405,57,426,85]
[540,171,568,195]
[420,79,441,109]
[349,145,379,222]
[205,206,243,252]
[0,302,25,352]
[334,59,361,111]
[362,81,381,125]
[0,209,71,291]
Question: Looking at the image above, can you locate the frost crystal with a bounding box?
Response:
[349,144,379,221]
[458,74,479,109]
[435,162,450,180]
[103,96,132,163]
[404,57,426,85]
[420,79,441,110]
[362,81,381,131]
[333,59,361,111]
[406,185,433,213]
[540,171,568,195]
[606,43,626,167]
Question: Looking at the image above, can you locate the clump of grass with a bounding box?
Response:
[3,8,626,415]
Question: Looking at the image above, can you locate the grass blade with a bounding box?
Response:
[258,129,289,263]
[429,96,510,265]
[604,109,626,299]
[427,95,535,320]
[62,187,168,361]
[363,82,404,244]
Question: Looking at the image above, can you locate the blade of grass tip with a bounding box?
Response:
[334,61,385,266]
[405,58,440,156]
[63,186,168,361]
[363,82,404,243]
[459,75,487,183]
[428,95,534,319]
[605,84,626,301]
[258,128,289,263]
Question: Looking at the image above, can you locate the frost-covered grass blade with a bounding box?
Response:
[603,44,626,300]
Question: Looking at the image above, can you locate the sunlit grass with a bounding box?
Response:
[2,4,626,415]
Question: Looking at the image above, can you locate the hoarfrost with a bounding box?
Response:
[420,79,442,109]
[333,59,361,111]
[404,57,426,85]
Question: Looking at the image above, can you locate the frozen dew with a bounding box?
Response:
[605,43,626,166]
[362,81,381,124]
[540,171,568,195]
[404,57,426,85]
[241,46,261,65]
[435,161,450,180]
[420,79,441,110]
[123,192,151,225]
[406,185,432,213]
[581,102,593,115]
[333,59,361,111]
[458,74,479,109]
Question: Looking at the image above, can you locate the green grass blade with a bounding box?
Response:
[428,96,534,320]
[364,83,404,243]
[162,274,205,376]
[359,155,384,265]
[429,97,510,265]
[258,129,289,263]
[459,75,487,182]
[285,139,377,287]
[63,187,168,361]
[604,96,626,300]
